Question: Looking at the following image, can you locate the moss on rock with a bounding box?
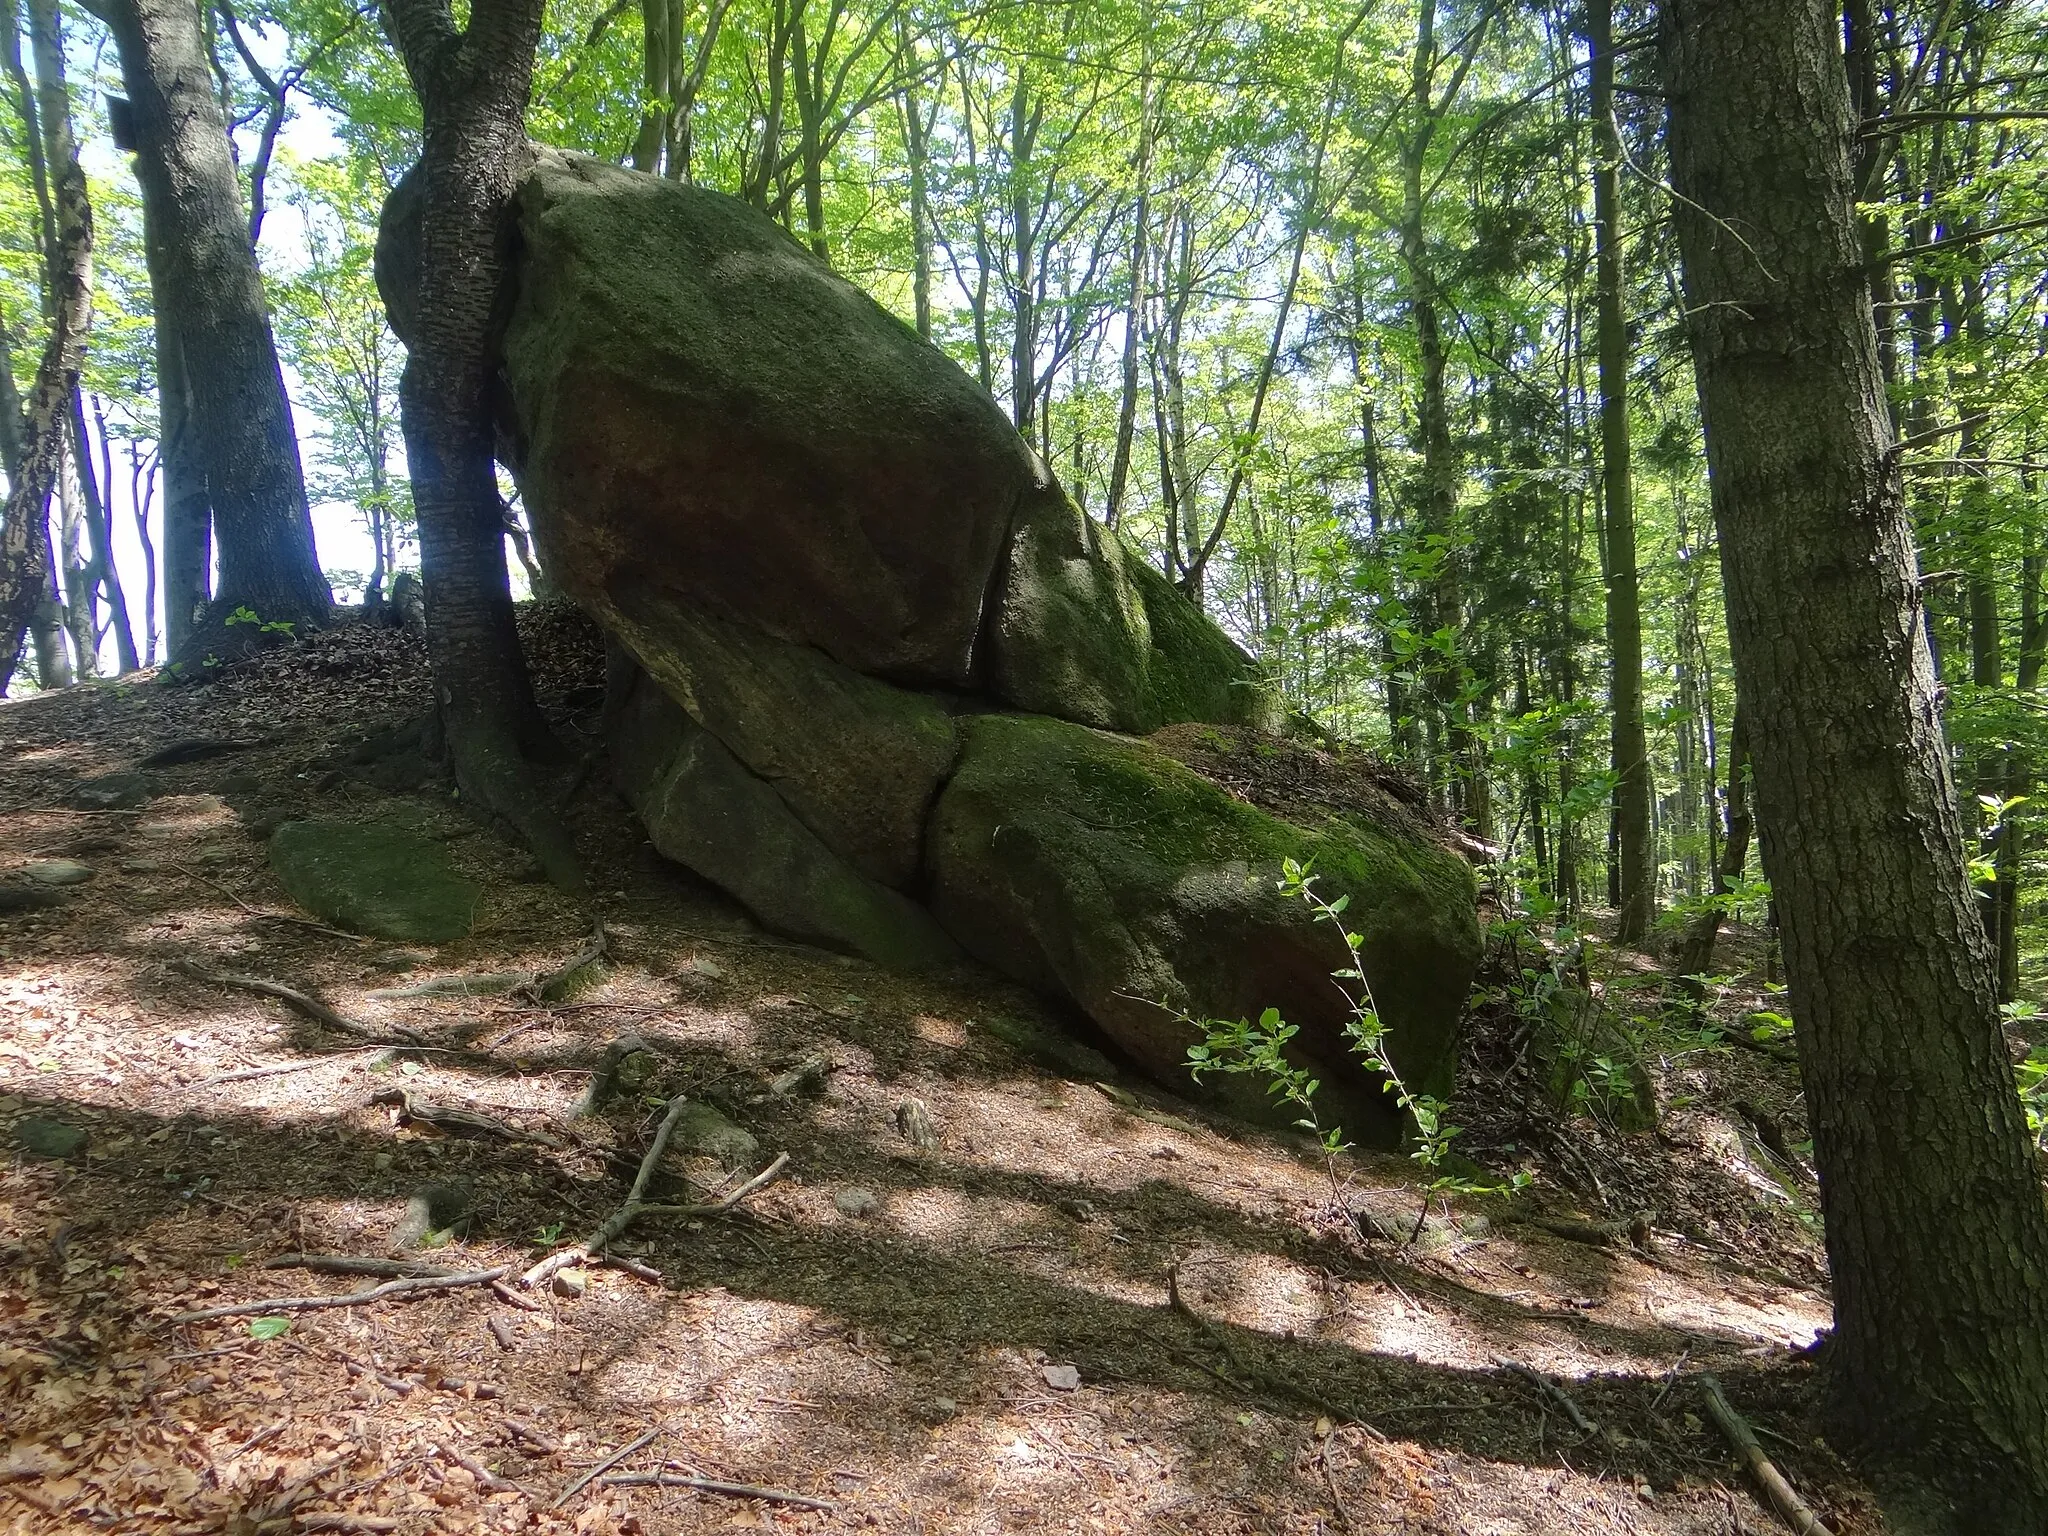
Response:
[269,820,481,943]
[927,713,1479,1145]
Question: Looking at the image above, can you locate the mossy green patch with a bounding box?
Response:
[269,820,481,943]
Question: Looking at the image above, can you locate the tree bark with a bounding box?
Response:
[0,139,91,691]
[377,0,583,898]
[1661,1,2048,1524]
[104,0,329,656]
[1588,0,1654,943]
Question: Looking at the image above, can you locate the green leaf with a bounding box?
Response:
[248,1317,292,1340]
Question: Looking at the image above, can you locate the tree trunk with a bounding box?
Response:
[1661,1,2048,1524]
[0,139,91,691]
[379,0,584,899]
[104,0,329,657]
[1102,60,1150,530]
[1589,0,1654,943]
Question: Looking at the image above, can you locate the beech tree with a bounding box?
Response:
[1662,0,2048,1523]
[100,0,330,656]
[376,0,582,893]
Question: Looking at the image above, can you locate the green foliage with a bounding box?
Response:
[1185,858,1523,1239]
[247,1317,292,1340]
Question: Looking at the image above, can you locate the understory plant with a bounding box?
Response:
[1182,858,1513,1240]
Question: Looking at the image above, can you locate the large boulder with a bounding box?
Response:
[607,661,957,972]
[499,150,1040,687]
[927,714,1480,1145]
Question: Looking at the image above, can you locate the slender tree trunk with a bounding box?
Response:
[378,0,583,898]
[1662,1,2048,1523]
[105,0,328,657]
[54,435,94,676]
[897,37,933,341]
[71,393,137,671]
[0,134,90,691]
[1589,0,1654,942]
[1673,705,1749,983]
[1102,61,1150,530]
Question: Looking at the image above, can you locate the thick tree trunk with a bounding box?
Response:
[379,0,583,899]
[1661,2,2048,1525]
[104,0,328,656]
[1588,0,1654,943]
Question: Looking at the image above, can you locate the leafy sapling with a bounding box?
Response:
[1183,857,1520,1241]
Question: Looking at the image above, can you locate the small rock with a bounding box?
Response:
[370,949,432,973]
[68,772,155,811]
[1041,1363,1081,1392]
[17,1118,87,1159]
[688,956,725,979]
[22,859,93,887]
[374,1152,395,1172]
[834,1187,880,1219]
[1054,1195,1095,1220]
[119,858,162,874]
[552,1267,588,1298]
[668,1102,759,1170]
[931,1396,957,1418]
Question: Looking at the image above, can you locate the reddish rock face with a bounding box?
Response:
[500,150,1041,689]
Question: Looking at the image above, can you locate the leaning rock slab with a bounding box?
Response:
[608,663,956,971]
[499,149,1042,686]
[928,714,1479,1145]
[268,820,480,943]
[604,583,958,888]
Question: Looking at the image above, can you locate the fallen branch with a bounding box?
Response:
[552,1426,660,1510]
[435,1441,521,1495]
[203,1048,388,1085]
[371,1087,564,1147]
[1494,1356,1596,1435]
[602,1472,836,1511]
[504,1419,560,1454]
[169,1265,511,1324]
[263,1254,458,1279]
[521,1084,788,1290]
[171,958,427,1045]
[1700,1375,1835,1536]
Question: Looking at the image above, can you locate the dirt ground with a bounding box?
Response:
[0,615,1886,1534]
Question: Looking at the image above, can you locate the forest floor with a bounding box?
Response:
[0,614,1890,1535]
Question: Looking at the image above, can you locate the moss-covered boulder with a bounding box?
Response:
[989,489,1286,734]
[497,149,1041,688]
[604,582,959,889]
[269,820,480,943]
[608,662,957,971]
[927,715,1479,1145]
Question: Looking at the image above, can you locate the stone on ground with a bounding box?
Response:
[17,1117,86,1159]
[268,820,481,943]
[21,860,92,886]
[667,1103,760,1171]
[68,772,155,810]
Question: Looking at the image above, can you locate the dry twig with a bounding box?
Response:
[602,1472,836,1511]
[551,1426,660,1510]
[1700,1375,1834,1536]
[1495,1356,1596,1435]
[169,1265,512,1324]
[521,1087,788,1289]
[171,957,427,1044]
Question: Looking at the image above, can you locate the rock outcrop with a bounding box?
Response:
[381,147,1481,1141]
